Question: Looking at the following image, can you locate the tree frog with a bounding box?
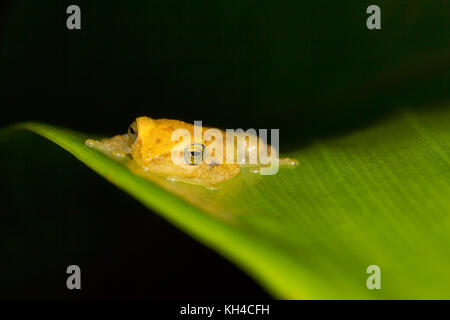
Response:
[85,117,297,188]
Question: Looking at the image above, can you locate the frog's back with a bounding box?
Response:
[153,118,194,131]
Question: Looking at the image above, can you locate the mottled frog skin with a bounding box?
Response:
[86,117,297,187]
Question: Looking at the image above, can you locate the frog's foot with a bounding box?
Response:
[244,165,263,174]
[166,175,218,190]
[279,157,299,167]
[242,157,299,174]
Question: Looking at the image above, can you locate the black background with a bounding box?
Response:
[0,0,449,298]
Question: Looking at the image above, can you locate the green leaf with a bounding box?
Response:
[2,105,450,299]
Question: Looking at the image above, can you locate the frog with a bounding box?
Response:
[85,116,298,188]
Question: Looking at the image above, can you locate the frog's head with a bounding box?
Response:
[127,116,214,178]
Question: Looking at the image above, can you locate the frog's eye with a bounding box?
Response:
[183,143,205,165]
[127,121,138,145]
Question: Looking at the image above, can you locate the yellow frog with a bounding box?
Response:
[85,117,297,187]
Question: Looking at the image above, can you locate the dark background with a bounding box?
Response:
[0,0,449,298]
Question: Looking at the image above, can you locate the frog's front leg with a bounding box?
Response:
[166,163,240,190]
[85,134,131,159]
[166,175,218,190]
